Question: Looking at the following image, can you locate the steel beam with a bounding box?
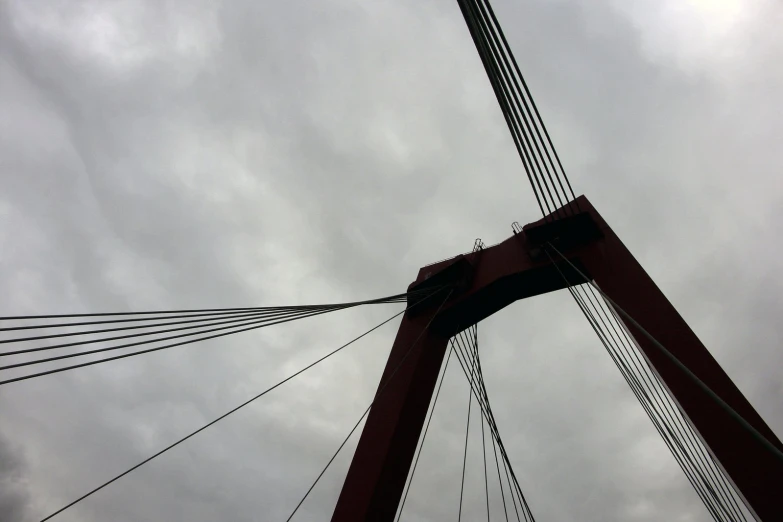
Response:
[329,299,451,521]
[331,195,782,521]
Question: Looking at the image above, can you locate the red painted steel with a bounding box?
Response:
[559,197,783,521]
[330,300,451,521]
[331,195,782,521]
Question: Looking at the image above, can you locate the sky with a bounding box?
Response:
[1,0,781,520]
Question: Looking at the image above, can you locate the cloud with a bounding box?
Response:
[0,428,29,522]
[0,0,781,521]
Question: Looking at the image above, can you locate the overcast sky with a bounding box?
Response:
[1,0,782,520]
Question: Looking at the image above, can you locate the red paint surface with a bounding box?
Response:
[332,196,782,521]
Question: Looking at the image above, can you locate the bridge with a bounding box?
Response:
[1,0,781,521]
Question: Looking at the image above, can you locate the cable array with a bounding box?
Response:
[32,287,451,522]
[283,289,455,520]
[455,0,768,515]
[456,0,578,219]
[0,290,434,387]
[394,320,535,521]
[451,325,536,522]
[10,0,772,519]
[543,244,753,521]
[395,346,454,520]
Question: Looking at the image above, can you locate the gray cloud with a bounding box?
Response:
[0,429,28,522]
[1,0,781,521]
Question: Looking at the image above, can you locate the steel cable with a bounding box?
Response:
[34,289,443,522]
[544,244,754,520]
[544,242,783,463]
[395,345,454,522]
[467,0,568,215]
[0,307,343,361]
[567,284,733,521]
[451,330,535,521]
[455,0,579,218]
[475,0,579,207]
[0,291,419,332]
[283,289,454,521]
[0,289,442,387]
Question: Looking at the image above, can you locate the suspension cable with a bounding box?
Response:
[455,0,579,217]
[481,400,491,521]
[395,345,454,521]
[0,291,416,324]
[580,285,745,519]
[457,335,476,522]
[466,0,566,216]
[0,289,439,387]
[545,242,783,463]
[605,301,748,518]
[565,283,733,521]
[0,307,336,352]
[1,308,341,364]
[544,244,758,520]
[1,308,339,386]
[490,421,511,522]
[455,0,548,217]
[477,0,578,205]
[283,289,454,521]
[35,290,443,522]
[451,330,535,521]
